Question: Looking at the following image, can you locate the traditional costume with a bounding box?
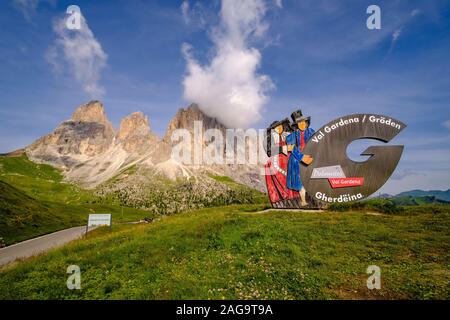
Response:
[286,110,315,191]
[264,119,299,207]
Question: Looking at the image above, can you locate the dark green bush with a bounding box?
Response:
[328,198,404,214]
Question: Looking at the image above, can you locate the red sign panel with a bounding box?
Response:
[328,177,364,188]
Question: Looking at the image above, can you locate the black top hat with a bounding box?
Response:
[269,120,283,129]
[269,118,291,132]
[291,109,310,123]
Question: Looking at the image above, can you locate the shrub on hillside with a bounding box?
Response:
[328,198,404,214]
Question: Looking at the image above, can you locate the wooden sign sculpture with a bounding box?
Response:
[264,111,406,209]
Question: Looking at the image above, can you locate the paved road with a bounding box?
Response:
[0,226,94,267]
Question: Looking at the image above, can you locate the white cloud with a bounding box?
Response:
[182,0,275,128]
[390,169,423,181]
[12,0,55,21]
[46,12,108,97]
[274,0,282,8]
[387,27,403,54]
[443,120,450,129]
[181,1,220,30]
[180,0,190,25]
[411,9,421,17]
[386,9,421,56]
[44,45,61,74]
[12,0,39,21]
[379,169,450,195]
[392,28,402,42]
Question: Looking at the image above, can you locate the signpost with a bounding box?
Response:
[264,111,406,208]
[300,114,406,204]
[86,214,112,235]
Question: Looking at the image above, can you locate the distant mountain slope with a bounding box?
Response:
[391,196,450,206]
[16,100,267,215]
[396,189,450,202]
[0,179,79,245]
[0,150,265,244]
[0,155,155,245]
[0,180,51,235]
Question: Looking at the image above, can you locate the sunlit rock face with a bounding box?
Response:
[26,101,115,169]
[24,100,264,192]
[117,111,160,154]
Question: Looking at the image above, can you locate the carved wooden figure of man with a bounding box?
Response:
[286,110,315,207]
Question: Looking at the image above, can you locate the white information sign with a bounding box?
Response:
[87,214,112,227]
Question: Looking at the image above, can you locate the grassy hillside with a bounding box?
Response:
[0,155,153,245]
[0,204,448,299]
[0,155,267,245]
[95,168,269,215]
[0,155,93,204]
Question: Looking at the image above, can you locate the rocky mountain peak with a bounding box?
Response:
[26,100,115,168]
[186,103,200,112]
[71,100,110,124]
[116,111,161,154]
[24,101,263,191]
[117,111,151,140]
[163,103,227,142]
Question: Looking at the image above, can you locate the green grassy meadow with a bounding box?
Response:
[1,154,449,300]
[0,204,448,299]
[0,155,153,245]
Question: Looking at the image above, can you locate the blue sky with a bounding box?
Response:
[0,0,449,193]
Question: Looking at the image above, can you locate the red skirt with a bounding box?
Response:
[265,153,299,204]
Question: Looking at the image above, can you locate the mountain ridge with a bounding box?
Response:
[395,189,450,202]
[375,189,450,204]
[24,100,264,192]
[18,101,266,214]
